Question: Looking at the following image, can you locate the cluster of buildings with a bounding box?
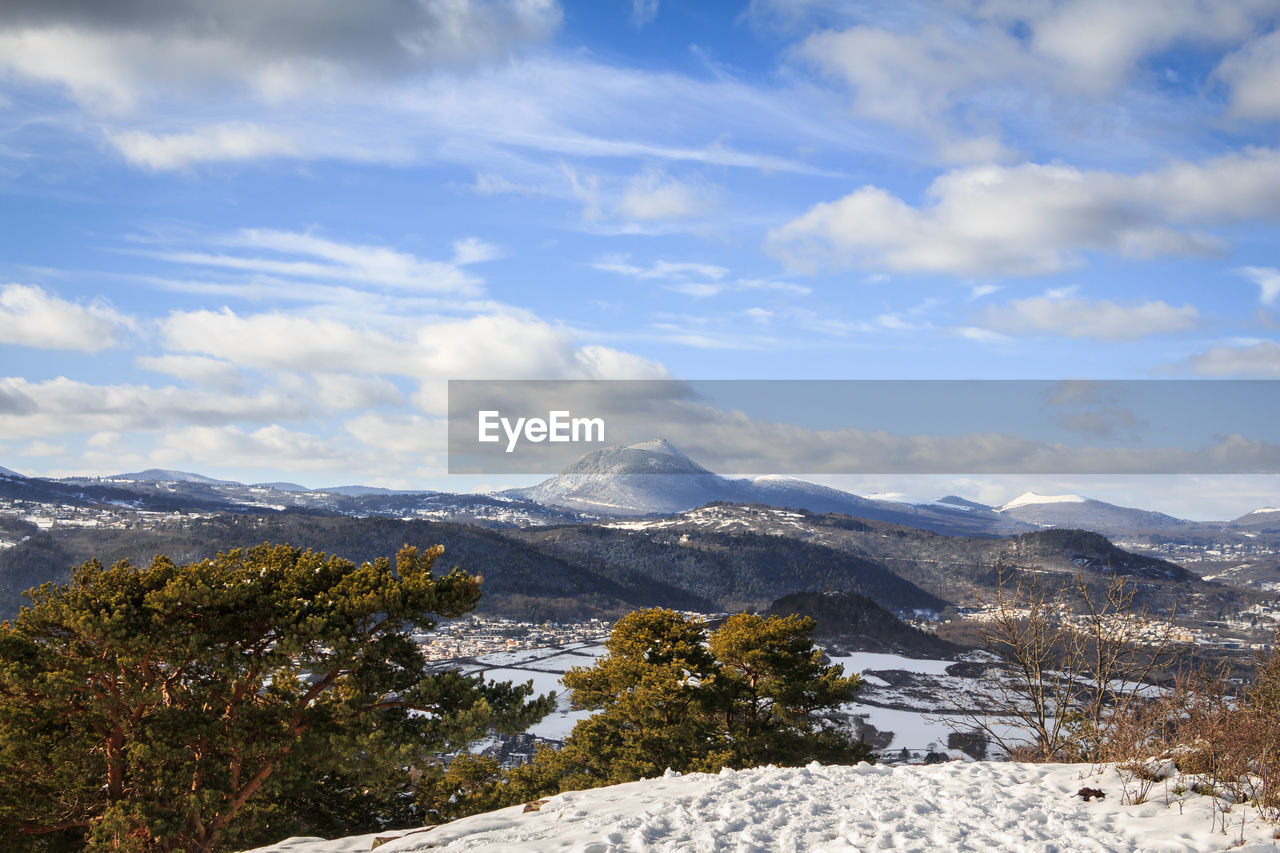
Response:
[0,497,203,542]
[1120,538,1280,565]
[413,615,614,661]
[948,601,1277,652]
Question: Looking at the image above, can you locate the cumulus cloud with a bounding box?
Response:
[153,424,356,471]
[975,293,1201,340]
[1024,0,1274,92]
[135,354,245,389]
[161,309,404,374]
[1183,341,1280,376]
[769,150,1280,276]
[344,412,446,456]
[0,284,133,351]
[1216,27,1280,119]
[797,22,1024,161]
[792,1,1280,156]
[0,376,327,439]
[0,0,563,111]
[159,307,667,385]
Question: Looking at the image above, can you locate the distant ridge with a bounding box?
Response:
[317,485,436,497]
[251,482,310,492]
[996,492,1189,534]
[110,469,242,486]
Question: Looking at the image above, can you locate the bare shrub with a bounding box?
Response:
[948,562,1180,767]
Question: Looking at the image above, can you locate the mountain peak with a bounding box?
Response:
[625,437,683,456]
[509,438,722,515]
[560,440,712,478]
[998,491,1087,511]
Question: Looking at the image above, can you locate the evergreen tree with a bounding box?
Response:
[552,608,871,789]
[708,612,868,766]
[0,543,551,852]
[559,609,724,784]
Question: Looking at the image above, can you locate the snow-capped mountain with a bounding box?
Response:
[1232,506,1280,529]
[507,438,739,514]
[506,440,1030,535]
[995,491,1189,534]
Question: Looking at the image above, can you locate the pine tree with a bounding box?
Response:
[708,612,869,766]
[0,543,552,852]
[559,608,723,783]
[551,608,872,790]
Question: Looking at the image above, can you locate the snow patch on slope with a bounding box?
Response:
[998,491,1087,511]
[240,761,1280,853]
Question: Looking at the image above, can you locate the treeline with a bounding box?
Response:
[0,543,871,851]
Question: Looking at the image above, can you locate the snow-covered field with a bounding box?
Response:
[241,761,1280,852]
[458,644,1034,753]
[460,646,974,749]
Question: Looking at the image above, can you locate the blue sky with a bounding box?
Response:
[2,0,1280,517]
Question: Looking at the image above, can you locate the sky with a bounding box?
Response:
[2,0,1280,518]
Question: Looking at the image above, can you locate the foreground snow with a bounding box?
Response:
[242,761,1280,853]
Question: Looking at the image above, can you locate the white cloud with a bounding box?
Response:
[792,1,1280,156]
[769,150,1280,277]
[344,412,446,456]
[0,376,328,439]
[663,283,725,298]
[160,307,667,387]
[1184,341,1280,376]
[593,256,807,298]
[153,228,484,295]
[107,123,299,170]
[0,0,563,112]
[975,294,1201,340]
[1238,265,1280,304]
[631,0,660,27]
[153,424,356,471]
[1025,0,1274,92]
[135,354,245,389]
[593,256,730,281]
[451,237,503,266]
[797,22,1023,161]
[951,326,1009,342]
[0,284,133,351]
[162,309,406,374]
[617,169,716,221]
[1215,27,1280,119]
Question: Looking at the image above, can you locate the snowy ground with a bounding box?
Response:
[241,761,1280,852]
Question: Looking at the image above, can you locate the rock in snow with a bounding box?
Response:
[240,761,1279,852]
